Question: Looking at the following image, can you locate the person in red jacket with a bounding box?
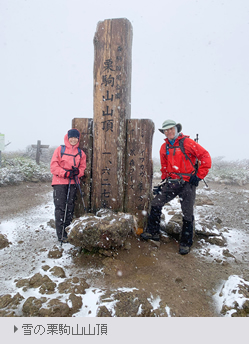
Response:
[50,129,86,243]
[140,119,212,255]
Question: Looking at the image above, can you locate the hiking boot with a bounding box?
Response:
[179,217,194,255]
[140,232,160,241]
[58,237,69,244]
[179,245,191,255]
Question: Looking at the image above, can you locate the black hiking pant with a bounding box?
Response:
[53,184,77,240]
[147,180,196,241]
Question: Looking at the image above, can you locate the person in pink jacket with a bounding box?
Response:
[50,129,86,243]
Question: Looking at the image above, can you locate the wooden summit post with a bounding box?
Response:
[125,119,154,228]
[72,18,154,229]
[92,18,133,212]
[72,118,93,215]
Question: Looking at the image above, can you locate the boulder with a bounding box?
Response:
[195,220,222,237]
[205,235,226,247]
[160,213,182,236]
[162,210,223,241]
[68,293,83,313]
[195,195,214,206]
[67,210,136,250]
[0,234,11,249]
[48,245,64,259]
[57,277,89,294]
[0,293,24,310]
[22,296,47,317]
[49,266,66,278]
[16,273,56,294]
[39,299,71,317]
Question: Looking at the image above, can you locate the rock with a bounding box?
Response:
[49,266,66,278]
[161,213,182,236]
[0,310,16,317]
[67,210,136,250]
[149,240,160,248]
[222,249,235,258]
[48,245,64,259]
[29,273,46,288]
[96,305,112,317]
[0,234,11,249]
[100,290,153,317]
[22,295,73,317]
[160,213,196,241]
[42,265,51,271]
[0,294,24,309]
[16,273,57,295]
[160,232,171,243]
[242,300,249,313]
[195,221,221,237]
[68,293,83,314]
[39,299,71,317]
[57,277,89,294]
[195,195,214,206]
[123,240,132,250]
[39,280,57,295]
[220,279,249,317]
[0,295,12,309]
[47,219,55,228]
[175,277,183,284]
[205,235,226,246]
[15,278,30,289]
[22,297,47,317]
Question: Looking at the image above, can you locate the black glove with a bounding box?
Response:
[72,166,79,176]
[189,174,201,186]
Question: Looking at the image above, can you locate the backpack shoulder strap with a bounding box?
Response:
[60,145,66,157]
[178,137,196,170]
[178,137,189,161]
[61,145,82,160]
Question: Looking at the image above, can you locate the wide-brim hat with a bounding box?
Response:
[159,119,182,134]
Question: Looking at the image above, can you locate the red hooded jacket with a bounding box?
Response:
[50,130,86,185]
[160,133,211,182]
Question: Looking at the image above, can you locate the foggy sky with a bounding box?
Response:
[1,0,249,161]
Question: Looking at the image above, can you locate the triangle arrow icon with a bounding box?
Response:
[14,325,18,333]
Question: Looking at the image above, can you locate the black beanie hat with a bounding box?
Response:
[68,129,80,139]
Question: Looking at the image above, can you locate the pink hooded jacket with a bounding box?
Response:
[50,130,86,185]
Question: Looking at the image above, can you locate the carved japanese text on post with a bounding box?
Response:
[92,18,133,212]
[125,119,154,227]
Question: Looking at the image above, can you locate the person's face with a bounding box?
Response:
[164,126,176,140]
[69,137,79,146]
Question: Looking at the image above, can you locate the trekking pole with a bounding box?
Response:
[74,175,87,213]
[61,179,71,246]
[194,134,209,188]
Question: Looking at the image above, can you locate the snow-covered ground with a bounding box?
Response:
[1,186,249,317]
[0,190,170,316]
[161,187,249,317]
